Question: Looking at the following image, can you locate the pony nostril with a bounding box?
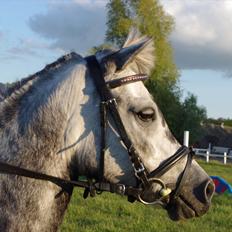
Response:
[204,180,215,203]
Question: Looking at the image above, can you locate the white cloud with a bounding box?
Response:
[28,1,107,54]
[25,0,232,73]
[162,0,232,72]
[6,38,51,57]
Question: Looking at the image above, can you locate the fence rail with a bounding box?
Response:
[193,148,232,164]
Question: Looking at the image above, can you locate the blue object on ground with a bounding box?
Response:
[211,176,232,194]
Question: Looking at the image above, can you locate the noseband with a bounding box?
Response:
[0,55,194,207]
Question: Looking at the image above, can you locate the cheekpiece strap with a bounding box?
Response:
[106,74,148,89]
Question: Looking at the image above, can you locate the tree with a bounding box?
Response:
[148,80,183,140]
[106,0,181,131]
[106,0,178,85]
[132,0,179,86]
[105,0,207,143]
[180,94,207,144]
[106,0,133,47]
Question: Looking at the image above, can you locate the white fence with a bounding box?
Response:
[183,131,232,165]
[193,148,232,164]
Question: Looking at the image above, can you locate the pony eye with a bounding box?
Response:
[137,108,155,122]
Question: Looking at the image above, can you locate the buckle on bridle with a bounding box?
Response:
[133,163,145,176]
[116,184,126,195]
[102,98,117,106]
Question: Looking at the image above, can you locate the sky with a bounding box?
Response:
[0,0,232,118]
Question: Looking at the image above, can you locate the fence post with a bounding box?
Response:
[206,151,209,163]
[183,131,189,147]
[224,152,227,165]
[208,143,211,153]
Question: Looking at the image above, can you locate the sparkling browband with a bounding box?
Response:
[106,74,148,89]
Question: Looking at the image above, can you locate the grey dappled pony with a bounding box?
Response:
[0,31,214,231]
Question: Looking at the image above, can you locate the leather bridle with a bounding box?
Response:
[0,55,194,207]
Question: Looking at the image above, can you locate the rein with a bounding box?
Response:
[0,55,194,207]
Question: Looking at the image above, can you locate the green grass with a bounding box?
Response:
[198,159,232,183]
[60,160,232,232]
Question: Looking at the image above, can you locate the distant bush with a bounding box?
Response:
[206,118,232,127]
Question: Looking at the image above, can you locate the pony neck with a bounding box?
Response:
[0,56,97,231]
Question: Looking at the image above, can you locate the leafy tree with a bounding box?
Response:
[106,0,178,85]
[106,0,180,130]
[106,0,133,47]
[105,0,207,144]
[179,94,207,144]
[132,0,178,86]
[148,80,183,140]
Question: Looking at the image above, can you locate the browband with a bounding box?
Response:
[106,74,148,89]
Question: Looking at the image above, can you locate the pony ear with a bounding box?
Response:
[108,33,155,75]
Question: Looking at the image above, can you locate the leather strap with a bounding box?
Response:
[0,160,127,197]
[0,161,76,195]
[148,146,194,199]
[85,56,150,187]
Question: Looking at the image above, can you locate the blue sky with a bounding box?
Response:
[180,70,232,118]
[0,1,62,80]
[0,0,231,118]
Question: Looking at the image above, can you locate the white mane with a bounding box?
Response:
[123,28,155,74]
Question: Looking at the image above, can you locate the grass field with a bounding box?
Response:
[60,160,232,232]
